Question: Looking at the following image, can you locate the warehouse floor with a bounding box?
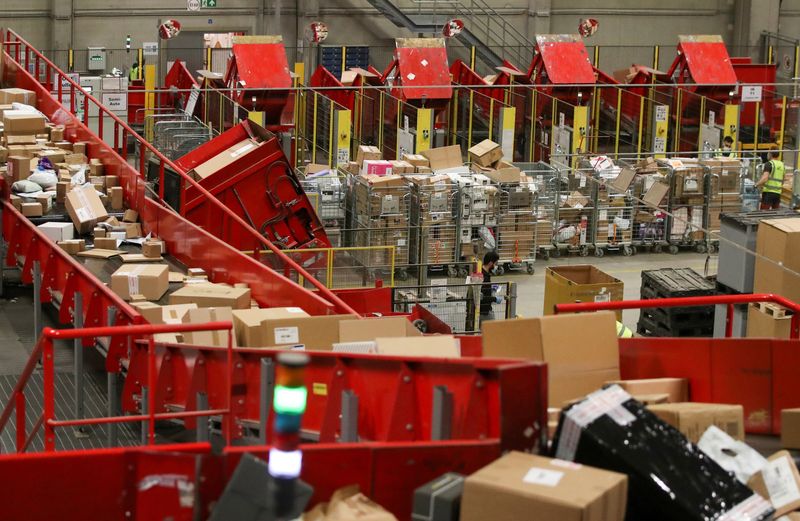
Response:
[499,252,718,330]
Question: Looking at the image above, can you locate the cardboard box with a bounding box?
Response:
[0,88,35,105]
[109,186,123,211]
[338,316,422,342]
[4,134,36,146]
[56,181,70,204]
[308,485,398,521]
[361,160,393,176]
[110,264,169,301]
[142,240,163,258]
[182,307,237,347]
[7,155,33,181]
[468,139,503,167]
[482,312,620,407]
[754,218,800,303]
[3,111,46,135]
[88,162,104,176]
[37,149,65,164]
[484,163,522,184]
[374,335,459,357]
[782,409,800,449]
[189,138,262,181]
[402,153,429,168]
[747,450,800,516]
[9,195,21,211]
[647,403,744,443]
[21,202,43,217]
[125,222,142,238]
[746,303,793,339]
[605,378,689,404]
[608,167,636,193]
[460,451,628,521]
[389,160,415,175]
[543,265,624,319]
[642,180,669,207]
[421,145,462,172]
[94,236,117,250]
[564,191,590,209]
[169,284,252,309]
[49,125,64,142]
[122,209,138,223]
[65,185,109,234]
[57,239,86,254]
[254,314,352,350]
[355,145,382,166]
[231,307,310,347]
[37,222,74,242]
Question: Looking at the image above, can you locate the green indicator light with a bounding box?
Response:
[274,385,307,414]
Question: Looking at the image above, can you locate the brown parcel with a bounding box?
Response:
[543,265,624,320]
[642,180,670,207]
[460,451,628,521]
[747,450,800,516]
[3,111,46,135]
[605,378,689,404]
[190,138,261,181]
[169,284,251,309]
[420,145,462,171]
[754,218,800,303]
[231,307,310,347]
[782,409,800,449]
[305,485,398,521]
[608,167,636,193]
[258,314,354,350]
[0,88,36,105]
[338,316,422,342]
[21,202,43,217]
[182,307,237,348]
[482,311,620,407]
[647,402,744,443]
[65,185,109,234]
[110,264,169,301]
[142,240,163,258]
[468,139,503,167]
[374,335,459,357]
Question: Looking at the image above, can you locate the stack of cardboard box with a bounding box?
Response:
[408,175,458,266]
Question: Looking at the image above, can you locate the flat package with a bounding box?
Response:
[552,386,774,521]
[168,284,251,309]
[647,402,744,443]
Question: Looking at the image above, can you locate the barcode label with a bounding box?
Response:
[763,456,800,509]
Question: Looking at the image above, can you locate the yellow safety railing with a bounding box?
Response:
[243,245,397,289]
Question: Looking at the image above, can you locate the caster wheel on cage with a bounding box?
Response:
[622,245,633,256]
[396,269,409,281]
[526,264,535,275]
[709,244,717,254]
[457,267,469,278]
[412,319,428,333]
[580,246,590,257]
[594,248,605,258]
[631,246,638,255]
[494,266,505,276]
[668,245,679,255]
[653,245,663,254]
[552,248,561,258]
[542,251,550,261]
[447,266,457,278]
[695,243,707,254]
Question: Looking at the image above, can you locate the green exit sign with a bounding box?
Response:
[201,0,217,6]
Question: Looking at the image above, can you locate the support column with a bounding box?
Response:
[51,0,73,71]
[733,0,780,60]
[527,0,551,41]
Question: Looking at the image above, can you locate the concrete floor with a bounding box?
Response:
[497,252,719,331]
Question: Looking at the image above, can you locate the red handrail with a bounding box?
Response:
[1,321,234,453]
[554,293,800,339]
[1,29,356,317]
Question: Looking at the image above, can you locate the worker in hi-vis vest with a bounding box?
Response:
[714,136,736,158]
[616,321,633,338]
[756,148,785,210]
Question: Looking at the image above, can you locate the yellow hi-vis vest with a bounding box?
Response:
[764,160,785,194]
[616,321,633,338]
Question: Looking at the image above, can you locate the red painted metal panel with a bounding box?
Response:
[535,34,596,85]
[710,339,773,434]
[770,340,800,433]
[677,36,738,85]
[175,120,330,250]
[394,41,452,102]
[123,343,547,452]
[733,61,778,128]
[231,42,292,90]
[619,338,713,402]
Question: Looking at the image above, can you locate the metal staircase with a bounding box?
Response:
[366,0,533,70]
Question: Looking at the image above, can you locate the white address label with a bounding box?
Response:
[523,467,564,487]
[274,326,299,344]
